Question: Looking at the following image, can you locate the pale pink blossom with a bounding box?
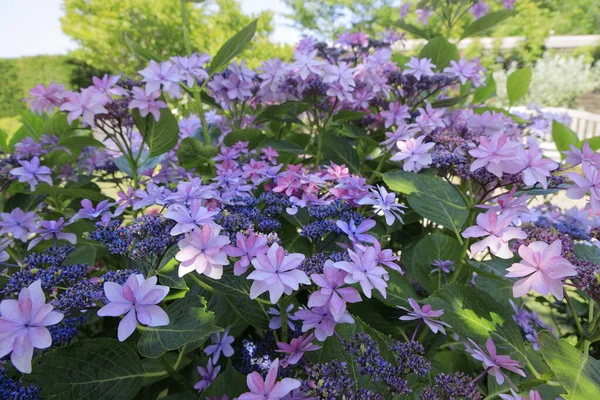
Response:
[566,162,600,213]
[390,136,435,172]
[404,57,436,80]
[248,243,309,304]
[398,298,451,335]
[97,274,169,341]
[25,82,67,114]
[128,87,167,121]
[465,338,526,385]
[175,225,230,278]
[0,280,63,373]
[478,187,530,216]
[275,333,321,366]
[92,74,127,103]
[469,134,520,177]
[333,247,389,298]
[309,263,362,321]
[239,359,301,400]
[139,60,182,98]
[223,231,269,275]
[506,241,577,300]
[511,146,558,189]
[295,306,354,341]
[462,211,527,259]
[60,87,107,127]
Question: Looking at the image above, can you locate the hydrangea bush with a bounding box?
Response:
[1,3,600,400]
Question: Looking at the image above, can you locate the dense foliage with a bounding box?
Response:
[2,3,600,400]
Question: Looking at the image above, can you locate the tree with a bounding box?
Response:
[61,0,292,75]
[0,60,24,118]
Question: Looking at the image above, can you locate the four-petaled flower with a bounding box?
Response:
[506,240,577,300]
[248,243,309,304]
[398,298,451,335]
[0,280,64,373]
[336,218,376,243]
[97,274,169,342]
[275,333,321,366]
[295,305,354,341]
[465,338,526,385]
[128,87,167,121]
[204,326,235,363]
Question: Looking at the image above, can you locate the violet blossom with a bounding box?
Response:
[10,156,52,191]
[390,136,435,173]
[295,306,354,341]
[175,225,230,278]
[358,185,406,226]
[333,247,389,298]
[462,211,527,259]
[275,333,321,366]
[224,231,269,275]
[465,338,526,385]
[398,298,451,335]
[194,359,220,392]
[0,208,37,242]
[204,326,235,363]
[28,218,77,250]
[239,359,301,400]
[308,263,362,321]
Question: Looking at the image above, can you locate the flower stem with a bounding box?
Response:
[411,321,422,342]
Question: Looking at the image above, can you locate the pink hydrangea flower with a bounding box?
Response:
[566,162,600,213]
[469,134,520,178]
[0,280,63,373]
[416,8,432,25]
[499,389,542,400]
[204,326,234,363]
[512,146,559,189]
[276,333,321,367]
[92,74,127,103]
[478,187,531,216]
[224,231,269,275]
[291,49,324,81]
[25,82,67,114]
[28,218,77,250]
[296,306,354,341]
[0,208,38,242]
[175,225,230,278]
[390,136,435,173]
[248,243,309,304]
[333,247,389,298]
[164,200,218,235]
[128,87,167,121]
[398,298,451,335]
[563,142,600,166]
[462,211,527,259]
[309,263,362,322]
[506,240,577,300]
[60,87,107,127]
[139,60,182,98]
[239,359,301,400]
[444,58,484,87]
[97,274,169,342]
[465,338,526,385]
[10,156,52,191]
[399,3,411,18]
[194,359,220,392]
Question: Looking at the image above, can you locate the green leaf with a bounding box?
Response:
[65,244,96,265]
[254,101,307,124]
[202,361,248,397]
[539,331,600,399]
[574,243,600,264]
[402,232,462,293]
[33,183,108,202]
[473,75,497,104]
[418,36,459,69]
[383,171,469,234]
[462,10,517,38]
[552,121,580,159]
[24,338,144,400]
[132,107,179,157]
[332,110,366,123]
[58,136,104,150]
[44,112,77,137]
[506,67,532,106]
[19,110,45,139]
[427,283,527,360]
[177,137,217,170]
[192,274,271,329]
[210,19,258,73]
[375,269,416,308]
[137,296,221,358]
[322,131,360,174]
[258,139,304,154]
[431,95,467,108]
[223,128,265,148]
[584,136,600,151]
[395,20,429,39]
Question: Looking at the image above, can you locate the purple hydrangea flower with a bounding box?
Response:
[175,225,230,279]
[398,298,451,335]
[27,218,77,251]
[0,208,38,242]
[10,156,52,191]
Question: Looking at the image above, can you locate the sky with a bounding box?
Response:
[0,0,301,59]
